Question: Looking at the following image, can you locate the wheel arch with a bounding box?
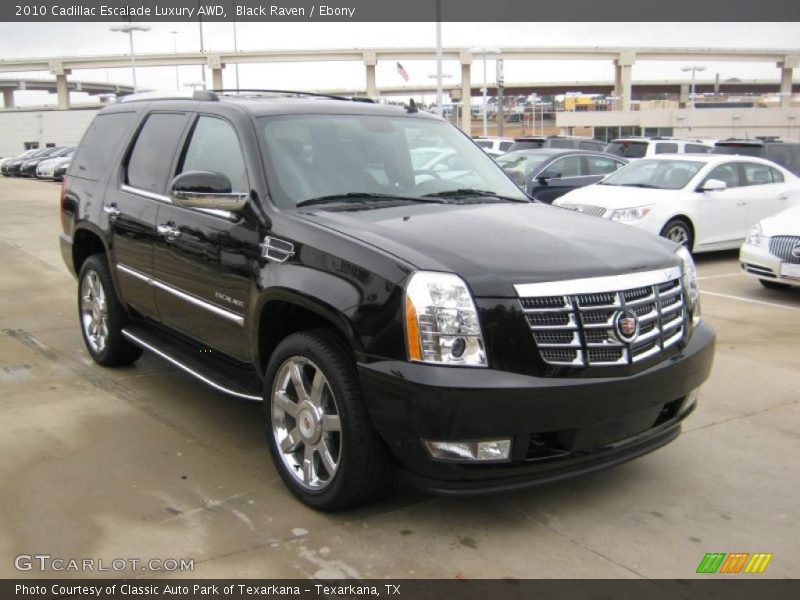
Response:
[661,214,696,249]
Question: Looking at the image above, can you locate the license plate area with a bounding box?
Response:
[779,262,800,280]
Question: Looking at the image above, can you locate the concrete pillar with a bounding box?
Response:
[363,51,377,98]
[56,74,70,110]
[211,68,223,91]
[460,52,472,136]
[778,57,797,109]
[2,89,14,109]
[613,52,635,111]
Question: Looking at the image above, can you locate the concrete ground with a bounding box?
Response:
[0,176,798,580]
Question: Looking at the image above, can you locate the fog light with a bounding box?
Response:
[423,439,512,462]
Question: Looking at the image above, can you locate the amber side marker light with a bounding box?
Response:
[405,295,422,361]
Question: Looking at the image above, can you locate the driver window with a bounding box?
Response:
[702,163,740,189]
[180,116,248,192]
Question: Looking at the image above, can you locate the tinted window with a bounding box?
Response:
[475,140,492,148]
[704,163,741,188]
[579,141,604,151]
[605,141,647,158]
[742,162,775,186]
[69,112,135,181]
[586,156,623,176]
[179,116,248,192]
[655,142,678,154]
[547,139,576,149]
[126,112,188,192]
[686,144,711,154]
[508,140,545,152]
[766,145,800,175]
[548,155,582,177]
[499,142,513,151]
[712,143,763,157]
[770,167,784,183]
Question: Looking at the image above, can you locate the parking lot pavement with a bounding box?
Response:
[1,176,798,580]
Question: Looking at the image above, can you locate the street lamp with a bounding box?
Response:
[170,30,180,91]
[110,23,151,93]
[469,46,501,136]
[681,64,707,110]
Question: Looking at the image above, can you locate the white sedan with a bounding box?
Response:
[740,204,800,289]
[553,154,800,253]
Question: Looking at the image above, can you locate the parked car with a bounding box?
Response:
[36,148,75,180]
[553,154,800,252]
[53,160,71,182]
[712,138,800,176]
[60,91,714,509]
[20,146,70,177]
[507,135,606,152]
[496,149,627,203]
[472,136,514,155]
[604,137,713,159]
[740,204,800,290]
[1,148,49,176]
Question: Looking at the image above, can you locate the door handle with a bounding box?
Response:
[103,204,121,219]
[736,201,747,207]
[778,194,788,201]
[157,223,181,239]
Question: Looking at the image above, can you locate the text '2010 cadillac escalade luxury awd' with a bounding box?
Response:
[59,91,715,510]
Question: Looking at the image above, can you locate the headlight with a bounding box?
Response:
[609,205,653,222]
[404,271,487,366]
[675,245,701,326]
[745,223,769,249]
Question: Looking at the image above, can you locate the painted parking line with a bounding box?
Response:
[697,272,743,281]
[700,290,800,311]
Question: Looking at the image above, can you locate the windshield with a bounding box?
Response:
[712,144,763,157]
[600,159,704,190]
[495,153,552,185]
[260,114,527,208]
[605,141,647,158]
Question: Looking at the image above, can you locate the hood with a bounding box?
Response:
[554,183,682,210]
[297,201,680,297]
[759,204,800,237]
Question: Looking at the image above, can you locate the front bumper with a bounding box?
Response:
[358,322,715,494]
[740,243,800,287]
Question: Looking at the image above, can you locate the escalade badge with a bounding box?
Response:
[792,243,800,258]
[614,311,639,343]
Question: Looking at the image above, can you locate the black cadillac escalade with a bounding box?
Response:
[59,91,715,510]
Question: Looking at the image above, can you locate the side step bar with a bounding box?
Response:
[122,325,263,402]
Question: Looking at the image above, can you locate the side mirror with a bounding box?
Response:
[169,171,249,212]
[700,178,727,192]
[538,169,560,183]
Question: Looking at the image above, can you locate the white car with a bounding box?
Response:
[605,137,713,159]
[472,136,514,156]
[740,204,800,289]
[553,154,800,253]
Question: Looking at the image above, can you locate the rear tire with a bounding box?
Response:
[660,218,694,250]
[263,329,393,510]
[759,279,792,291]
[77,254,142,367]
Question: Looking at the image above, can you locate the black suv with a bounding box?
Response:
[60,91,715,509]
[712,138,800,176]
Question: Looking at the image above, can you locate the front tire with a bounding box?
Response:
[263,330,392,510]
[78,254,142,367]
[660,218,694,250]
[759,279,792,291]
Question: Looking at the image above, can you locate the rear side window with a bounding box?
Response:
[686,144,711,154]
[126,112,189,193]
[179,116,248,192]
[655,142,678,154]
[586,156,623,175]
[70,112,135,181]
[742,162,776,186]
[475,140,492,149]
[605,141,647,158]
[499,141,513,151]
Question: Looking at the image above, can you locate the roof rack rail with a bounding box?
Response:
[210,89,374,103]
[116,89,219,103]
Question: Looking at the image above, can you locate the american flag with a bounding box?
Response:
[396,62,409,82]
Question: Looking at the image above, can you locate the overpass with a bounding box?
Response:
[0,78,134,108]
[0,46,797,134]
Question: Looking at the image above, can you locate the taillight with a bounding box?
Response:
[60,176,69,233]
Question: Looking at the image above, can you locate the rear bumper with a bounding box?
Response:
[358,322,715,494]
[59,233,76,278]
[740,243,800,287]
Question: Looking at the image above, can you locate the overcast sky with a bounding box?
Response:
[0,22,798,106]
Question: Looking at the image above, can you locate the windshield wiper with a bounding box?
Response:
[423,189,529,202]
[614,183,660,189]
[296,192,443,208]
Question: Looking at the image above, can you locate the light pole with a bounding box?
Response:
[469,46,501,136]
[170,30,180,91]
[232,20,241,90]
[110,24,151,93]
[681,64,707,110]
[434,0,443,117]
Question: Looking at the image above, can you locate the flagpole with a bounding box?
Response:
[435,0,443,117]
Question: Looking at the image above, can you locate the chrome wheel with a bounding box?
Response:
[666,225,689,246]
[80,270,108,354]
[271,357,342,491]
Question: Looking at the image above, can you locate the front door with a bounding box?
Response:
[153,115,259,361]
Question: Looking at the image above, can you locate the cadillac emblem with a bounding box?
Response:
[792,243,800,258]
[614,310,640,343]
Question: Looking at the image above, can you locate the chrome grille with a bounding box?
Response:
[516,267,687,367]
[769,236,800,264]
[557,203,608,218]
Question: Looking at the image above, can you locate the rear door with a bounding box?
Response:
[528,154,586,203]
[108,111,191,320]
[693,162,749,248]
[153,114,260,361]
[739,161,791,225]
